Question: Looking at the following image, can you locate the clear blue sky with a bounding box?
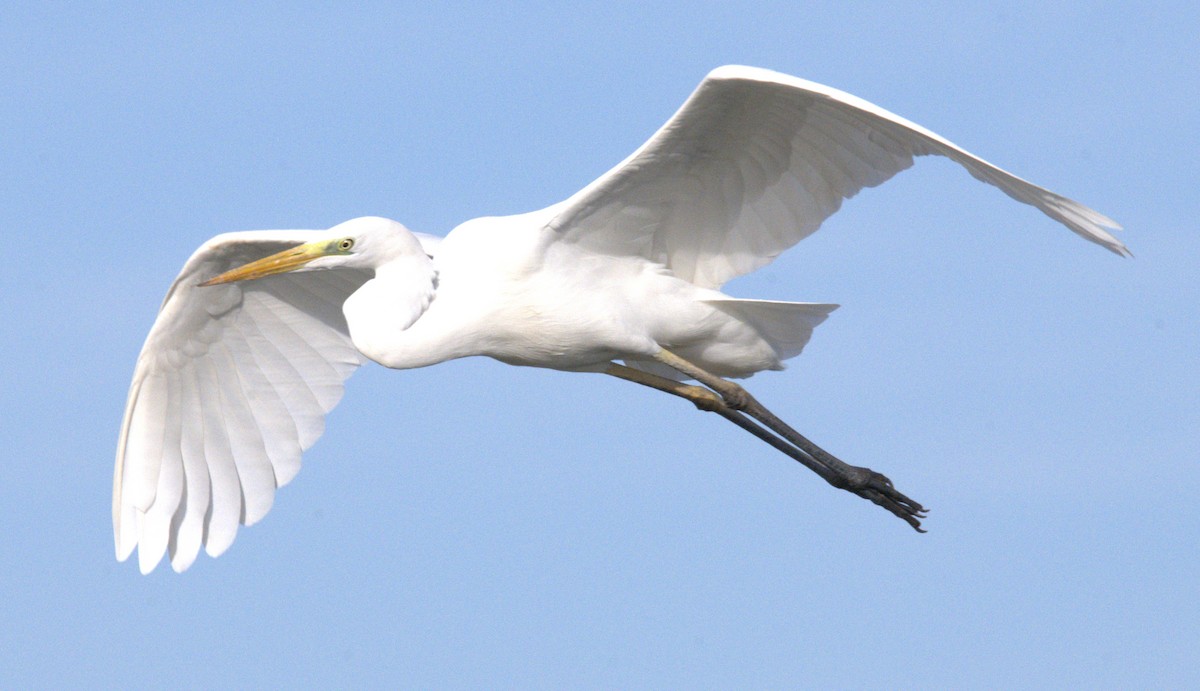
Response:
[2,2,1196,688]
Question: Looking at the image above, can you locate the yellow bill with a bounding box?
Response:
[199,241,330,286]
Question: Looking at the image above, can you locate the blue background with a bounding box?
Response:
[3,2,1196,688]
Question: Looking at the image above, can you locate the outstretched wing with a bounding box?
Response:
[547,65,1126,289]
[114,231,372,574]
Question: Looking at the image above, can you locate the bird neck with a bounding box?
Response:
[343,253,440,369]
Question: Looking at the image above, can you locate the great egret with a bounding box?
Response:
[115,66,1125,573]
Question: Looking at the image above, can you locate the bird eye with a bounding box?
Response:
[337,238,355,251]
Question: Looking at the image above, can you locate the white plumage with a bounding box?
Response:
[115,66,1124,573]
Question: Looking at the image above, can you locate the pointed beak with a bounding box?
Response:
[200,241,330,286]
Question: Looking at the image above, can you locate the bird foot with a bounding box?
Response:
[834,465,928,532]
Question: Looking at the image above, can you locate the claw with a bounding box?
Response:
[854,475,927,532]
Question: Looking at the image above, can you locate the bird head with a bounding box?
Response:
[200,216,417,286]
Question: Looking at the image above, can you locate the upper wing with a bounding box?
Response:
[546,65,1126,289]
[114,230,373,573]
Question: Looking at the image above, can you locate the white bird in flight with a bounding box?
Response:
[115,66,1125,573]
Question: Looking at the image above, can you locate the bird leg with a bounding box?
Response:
[611,351,927,531]
[605,363,848,483]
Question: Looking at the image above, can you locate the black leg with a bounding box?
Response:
[643,351,928,531]
[605,363,846,486]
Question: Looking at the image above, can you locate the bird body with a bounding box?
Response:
[115,66,1125,573]
[394,211,821,375]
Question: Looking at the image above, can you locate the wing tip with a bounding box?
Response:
[1051,197,1129,258]
[1067,223,1131,259]
[170,558,195,574]
[138,548,165,575]
[204,530,238,560]
[1109,244,1133,259]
